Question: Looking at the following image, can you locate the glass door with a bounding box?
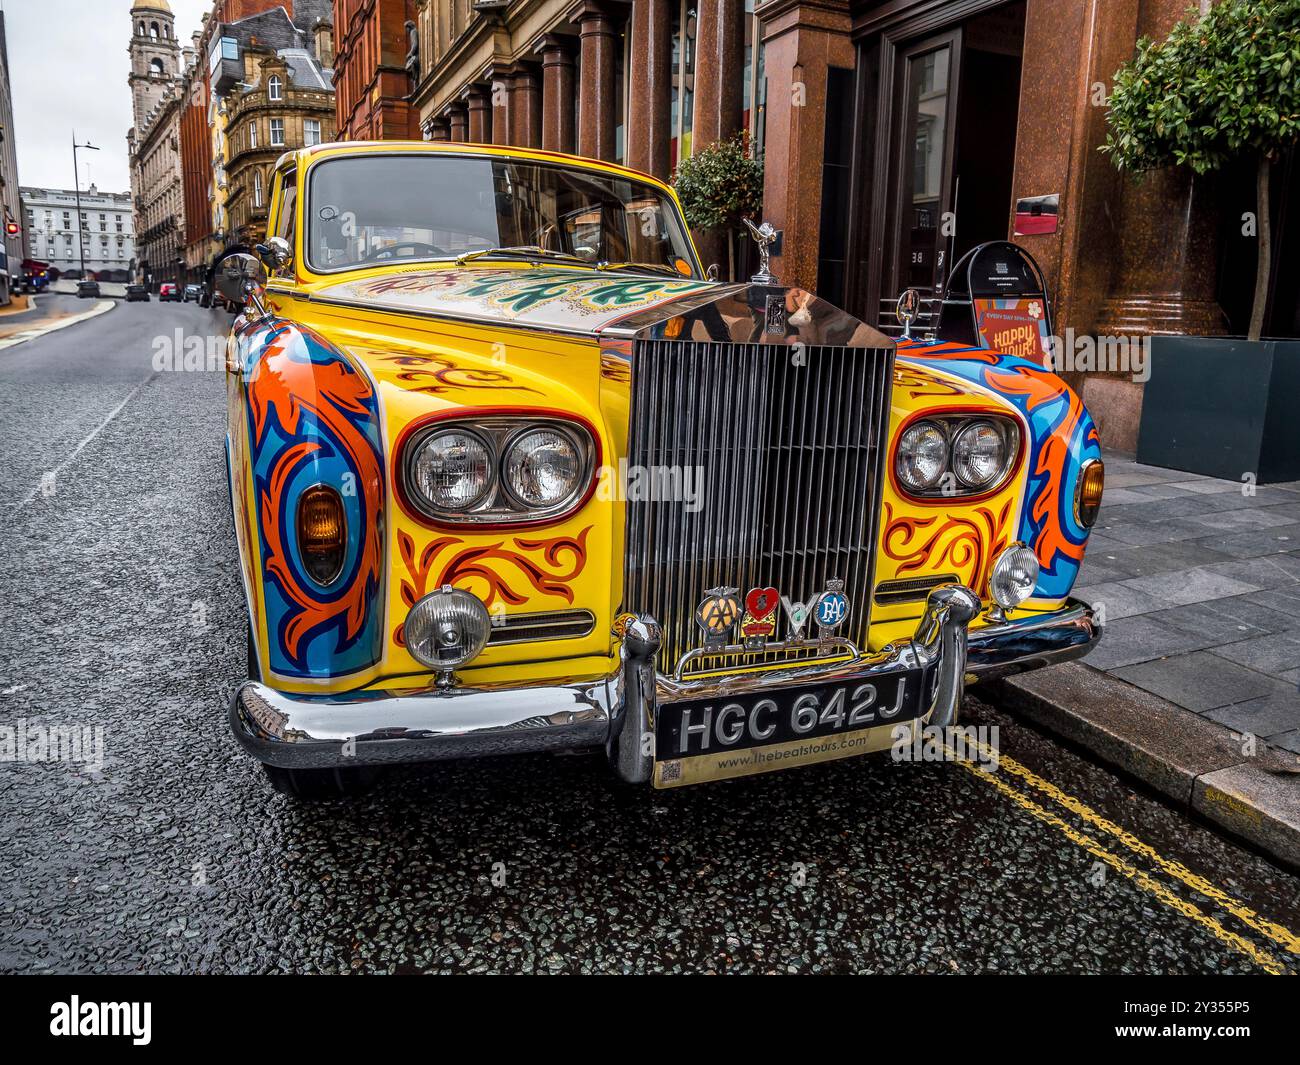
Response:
[888,29,962,300]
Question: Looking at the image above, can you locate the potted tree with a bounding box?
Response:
[673,132,764,282]
[1103,0,1300,480]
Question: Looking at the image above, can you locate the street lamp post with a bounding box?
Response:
[71,132,99,280]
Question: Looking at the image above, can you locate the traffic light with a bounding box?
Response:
[4,219,18,237]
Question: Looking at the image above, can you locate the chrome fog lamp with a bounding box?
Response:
[989,543,1039,619]
[896,421,947,492]
[405,585,491,684]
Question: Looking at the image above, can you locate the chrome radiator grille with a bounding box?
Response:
[623,338,894,673]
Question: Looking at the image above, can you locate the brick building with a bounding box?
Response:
[333,0,421,140]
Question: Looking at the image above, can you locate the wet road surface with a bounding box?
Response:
[1,299,1298,974]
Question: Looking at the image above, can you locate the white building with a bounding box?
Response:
[21,185,135,282]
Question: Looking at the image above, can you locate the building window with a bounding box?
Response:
[304,119,321,146]
[248,121,257,149]
[268,75,283,101]
[270,118,285,146]
[254,171,263,208]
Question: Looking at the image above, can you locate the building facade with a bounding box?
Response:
[397,0,1298,451]
[21,186,135,282]
[333,0,420,141]
[208,1,336,249]
[0,10,24,302]
[128,0,186,288]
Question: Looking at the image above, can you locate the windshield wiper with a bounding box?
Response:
[595,260,694,279]
[455,245,591,267]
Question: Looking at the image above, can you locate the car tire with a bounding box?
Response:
[261,763,378,800]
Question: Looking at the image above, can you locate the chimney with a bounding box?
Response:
[313,19,334,67]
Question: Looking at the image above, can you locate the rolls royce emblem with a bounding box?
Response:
[740,586,780,649]
[814,578,850,644]
[695,586,740,649]
[764,295,787,336]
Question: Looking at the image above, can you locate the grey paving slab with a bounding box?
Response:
[1204,691,1300,739]
[1193,508,1300,532]
[1100,486,1164,505]
[1105,471,1183,489]
[1200,555,1300,589]
[1170,479,1247,495]
[1270,731,1300,755]
[1126,482,1205,500]
[1112,651,1292,712]
[1150,599,1279,642]
[1103,518,1226,546]
[1072,580,1173,620]
[1187,523,1300,559]
[1207,631,1300,677]
[1082,614,1214,670]
[1119,568,1262,608]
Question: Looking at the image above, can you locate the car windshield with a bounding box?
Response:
[306,153,699,278]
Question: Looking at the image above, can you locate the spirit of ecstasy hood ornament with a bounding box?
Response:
[743,218,779,285]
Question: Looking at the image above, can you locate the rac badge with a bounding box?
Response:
[814,578,850,648]
[695,586,741,650]
[739,586,780,650]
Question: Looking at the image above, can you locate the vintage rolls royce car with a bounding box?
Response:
[222,142,1103,799]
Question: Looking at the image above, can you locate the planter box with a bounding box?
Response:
[1136,336,1300,483]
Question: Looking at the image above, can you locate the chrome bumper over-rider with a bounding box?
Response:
[230,585,1100,781]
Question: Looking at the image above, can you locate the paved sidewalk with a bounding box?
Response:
[1076,451,1300,756]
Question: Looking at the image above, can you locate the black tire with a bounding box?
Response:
[261,763,378,800]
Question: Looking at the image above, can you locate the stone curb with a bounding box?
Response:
[989,661,1300,871]
[0,300,115,351]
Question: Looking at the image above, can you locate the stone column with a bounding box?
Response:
[509,63,543,149]
[627,0,672,179]
[693,0,745,150]
[463,84,491,144]
[447,104,468,143]
[426,118,450,142]
[753,0,853,289]
[537,34,577,155]
[486,65,512,146]
[575,2,619,161]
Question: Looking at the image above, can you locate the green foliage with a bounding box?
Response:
[1103,0,1300,174]
[672,132,765,232]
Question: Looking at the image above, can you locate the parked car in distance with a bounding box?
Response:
[183,283,201,303]
[158,282,180,302]
[125,284,150,302]
[76,280,100,299]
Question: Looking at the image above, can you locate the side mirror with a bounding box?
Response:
[895,288,921,339]
[216,252,268,316]
[258,236,293,272]
[706,263,720,282]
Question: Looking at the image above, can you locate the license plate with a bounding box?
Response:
[653,670,925,788]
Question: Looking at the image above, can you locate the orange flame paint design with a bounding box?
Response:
[881,499,1015,598]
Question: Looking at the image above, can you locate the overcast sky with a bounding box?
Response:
[6,0,215,193]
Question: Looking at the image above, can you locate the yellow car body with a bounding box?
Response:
[226,142,1101,795]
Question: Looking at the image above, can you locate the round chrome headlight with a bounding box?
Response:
[408,428,493,513]
[990,543,1039,611]
[951,421,1007,489]
[896,421,947,492]
[405,586,491,672]
[502,426,583,510]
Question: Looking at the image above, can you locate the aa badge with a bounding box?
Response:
[694,586,740,649]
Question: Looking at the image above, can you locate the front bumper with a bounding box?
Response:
[230,587,1100,781]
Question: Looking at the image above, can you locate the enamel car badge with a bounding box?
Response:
[695,587,741,649]
[739,586,780,650]
[814,578,850,647]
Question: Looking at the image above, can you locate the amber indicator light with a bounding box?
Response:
[1077,461,1105,528]
[297,485,346,584]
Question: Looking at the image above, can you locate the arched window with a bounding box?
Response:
[268,75,283,101]
[150,58,165,77]
[150,22,159,40]
[253,171,264,209]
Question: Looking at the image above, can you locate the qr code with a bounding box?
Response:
[659,760,682,783]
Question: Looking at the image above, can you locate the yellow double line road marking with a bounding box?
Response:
[947,738,1298,974]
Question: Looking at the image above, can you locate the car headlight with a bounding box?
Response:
[951,421,1006,489]
[502,426,583,509]
[896,421,947,492]
[407,428,493,513]
[404,586,491,678]
[990,543,1039,612]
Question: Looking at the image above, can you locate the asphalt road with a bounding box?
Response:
[1,298,1298,974]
